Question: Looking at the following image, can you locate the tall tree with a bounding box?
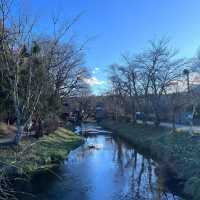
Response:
[0,0,89,144]
[135,38,187,126]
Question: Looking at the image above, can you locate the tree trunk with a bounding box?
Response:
[132,111,136,124]
[172,110,176,132]
[143,104,149,126]
[154,112,160,127]
[189,104,196,135]
[13,104,23,145]
[153,99,160,127]
[131,99,136,124]
[14,123,23,145]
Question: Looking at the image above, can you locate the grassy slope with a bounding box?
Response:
[0,122,15,139]
[101,120,200,200]
[0,127,83,176]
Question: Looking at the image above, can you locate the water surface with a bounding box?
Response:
[19,124,185,200]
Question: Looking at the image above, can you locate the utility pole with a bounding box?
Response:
[183,69,190,93]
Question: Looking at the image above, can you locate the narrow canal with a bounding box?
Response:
[19,123,185,200]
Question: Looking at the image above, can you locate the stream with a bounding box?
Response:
[18,123,185,200]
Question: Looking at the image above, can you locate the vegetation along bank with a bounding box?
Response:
[0,127,83,178]
[101,120,200,200]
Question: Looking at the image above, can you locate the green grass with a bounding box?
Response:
[101,120,200,200]
[0,127,83,176]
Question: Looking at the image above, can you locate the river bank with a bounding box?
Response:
[100,120,200,200]
[0,127,83,178]
[14,123,185,200]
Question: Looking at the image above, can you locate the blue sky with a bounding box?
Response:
[25,0,200,94]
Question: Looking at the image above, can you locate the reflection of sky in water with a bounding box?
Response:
[32,125,185,200]
[63,135,184,200]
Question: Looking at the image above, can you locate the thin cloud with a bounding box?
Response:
[83,77,105,86]
[92,67,100,74]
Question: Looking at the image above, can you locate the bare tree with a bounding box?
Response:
[0,0,89,144]
[108,63,130,120]
[117,54,141,123]
[135,38,187,126]
[107,38,188,129]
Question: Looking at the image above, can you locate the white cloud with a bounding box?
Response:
[83,77,105,86]
[92,67,100,74]
[190,72,200,85]
[168,72,200,93]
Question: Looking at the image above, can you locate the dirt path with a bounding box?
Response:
[137,120,200,133]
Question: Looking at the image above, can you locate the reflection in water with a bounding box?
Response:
[17,125,185,200]
[110,137,182,200]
